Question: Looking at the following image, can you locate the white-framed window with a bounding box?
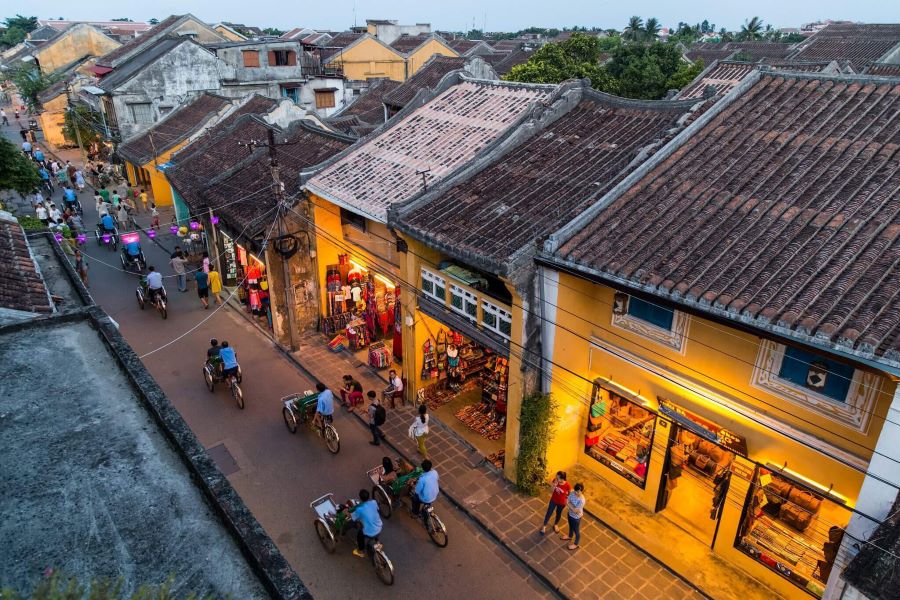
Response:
[421,269,446,304]
[129,102,153,124]
[481,300,512,339]
[449,283,478,322]
[750,340,880,432]
[610,293,689,354]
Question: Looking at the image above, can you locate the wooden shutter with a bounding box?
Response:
[315,90,335,109]
[287,51,297,66]
[268,50,277,66]
[242,50,259,67]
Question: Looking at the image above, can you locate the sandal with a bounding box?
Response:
[559,535,570,541]
[552,525,560,533]
[567,544,578,551]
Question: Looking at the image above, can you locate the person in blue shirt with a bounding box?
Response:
[63,186,78,211]
[412,459,439,516]
[314,382,334,428]
[100,213,115,232]
[219,341,239,380]
[124,239,141,257]
[33,149,44,163]
[38,167,50,182]
[349,489,383,558]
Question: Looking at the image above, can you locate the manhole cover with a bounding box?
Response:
[207,443,240,476]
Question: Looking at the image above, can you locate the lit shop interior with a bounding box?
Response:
[218,230,273,332]
[411,263,514,470]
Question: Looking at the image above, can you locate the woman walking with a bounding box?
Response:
[539,471,571,535]
[408,403,429,459]
[74,250,88,287]
[560,483,585,550]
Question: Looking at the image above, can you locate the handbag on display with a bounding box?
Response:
[788,488,823,514]
[436,329,447,354]
[779,502,813,532]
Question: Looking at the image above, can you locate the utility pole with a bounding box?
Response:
[65,82,88,168]
[265,127,300,350]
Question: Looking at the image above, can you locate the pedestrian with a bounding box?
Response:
[33,147,44,163]
[170,251,187,292]
[195,267,210,309]
[22,139,32,157]
[48,203,62,224]
[111,189,121,207]
[19,127,27,141]
[74,169,85,191]
[66,161,76,182]
[1,108,7,125]
[74,249,88,287]
[367,391,387,445]
[126,182,140,212]
[36,202,49,226]
[207,263,223,306]
[55,166,67,188]
[540,471,572,535]
[149,202,160,229]
[117,202,129,229]
[560,483,585,550]
[408,403,429,459]
[201,251,210,273]
[139,188,149,213]
[14,108,19,120]
[98,186,110,204]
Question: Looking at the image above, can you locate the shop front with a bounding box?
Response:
[216,227,274,333]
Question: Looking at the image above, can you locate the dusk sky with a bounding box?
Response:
[20,0,900,32]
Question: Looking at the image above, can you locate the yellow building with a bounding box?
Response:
[212,23,248,42]
[117,92,234,206]
[32,23,120,75]
[36,85,70,148]
[388,34,458,77]
[324,32,407,81]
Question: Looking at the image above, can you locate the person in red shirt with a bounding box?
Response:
[540,471,572,535]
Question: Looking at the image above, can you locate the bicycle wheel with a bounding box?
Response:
[204,368,214,392]
[136,290,145,310]
[425,511,449,548]
[373,485,393,519]
[372,548,394,586]
[232,380,244,409]
[314,519,336,554]
[159,303,167,319]
[324,425,340,454]
[283,407,298,433]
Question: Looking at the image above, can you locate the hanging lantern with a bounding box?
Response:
[189,221,200,230]
[54,232,63,242]
[147,229,156,239]
[102,234,111,244]
[76,234,86,244]
[169,225,179,234]
[211,216,219,225]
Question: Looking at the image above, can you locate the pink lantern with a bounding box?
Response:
[169,225,179,234]
[147,229,156,239]
[54,232,63,242]
[102,234,111,244]
[189,221,200,230]
[76,234,86,244]
[211,216,219,225]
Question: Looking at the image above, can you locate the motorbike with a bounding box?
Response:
[203,359,244,409]
[136,282,167,319]
[310,493,394,586]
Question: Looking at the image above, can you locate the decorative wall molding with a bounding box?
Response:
[611,307,689,355]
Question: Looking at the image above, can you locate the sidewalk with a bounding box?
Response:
[292,333,705,600]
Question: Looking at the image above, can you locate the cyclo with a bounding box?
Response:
[136,278,167,319]
[282,392,340,453]
[310,493,394,585]
[368,458,448,547]
[203,354,244,409]
[119,231,146,273]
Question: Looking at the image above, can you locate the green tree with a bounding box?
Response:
[0,26,26,47]
[731,49,754,62]
[3,14,38,33]
[9,66,62,110]
[148,18,159,25]
[783,32,806,43]
[623,16,644,42]
[606,42,692,99]
[644,17,661,40]
[262,27,284,36]
[63,105,101,147]
[465,28,484,40]
[0,136,41,196]
[504,33,618,90]
[515,392,558,495]
[667,58,705,90]
[739,17,764,41]
[701,19,712,34]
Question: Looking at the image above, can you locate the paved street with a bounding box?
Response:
[2,118,554,599]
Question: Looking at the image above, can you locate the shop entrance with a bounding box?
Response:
[416,312,508,469]
[656,399,745,547]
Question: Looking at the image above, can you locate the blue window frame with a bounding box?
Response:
[627,297,675,330]
[777,345,854,403]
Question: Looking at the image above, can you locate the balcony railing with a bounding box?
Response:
[420,266,512,340]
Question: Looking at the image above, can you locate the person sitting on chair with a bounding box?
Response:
[207,338,222,373]
[382,370,403,408]
[100,212,116,233]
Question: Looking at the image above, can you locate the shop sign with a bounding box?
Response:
[222,233,237,281]
[658,398,748,456]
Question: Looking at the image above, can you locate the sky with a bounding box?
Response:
[20,0,900,33]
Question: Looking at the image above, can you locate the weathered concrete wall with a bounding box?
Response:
[215,41,305,83]
[268,207,320,348]
[35,24,120,74]
[113,44,230,139]
[297,77,349,117]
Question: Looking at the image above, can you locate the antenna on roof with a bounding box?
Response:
[416,168,431,192]
[353,0,357,28]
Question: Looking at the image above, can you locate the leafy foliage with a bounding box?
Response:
[0,136,41,196]
[623,16,644,42]
[782,32,806,43]
[9,66,63,111]
[63,105,101,147]
[4,14,38,33]
[148,18,159,25]
[739,17,765,41]
[262,27,284,36]
[505,33,617,88]
[0,573,212,599]
[516,392,558,496]
[1,26,26,47]
[16,215,46,231]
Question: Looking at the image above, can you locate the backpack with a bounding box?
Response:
[374,404,387,426]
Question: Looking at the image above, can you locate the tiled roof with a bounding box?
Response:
[394,88,700,270]
[789,23,900,71]
[217,95,277,129]
[321,32,365,62]
[727,42,794,61]
[200,122,351,236]
[383,55,466,108]
[760,59,836,73]
[330,78,401,125]
[307,78,557,222]
[0,213,52,314]
[97,37,187,92]
[490,40,525,52]
[390,34,433,54]
[675,60,757,99]
[96,14,183,67]
[685,48,735,65]
[867,63,900,76]
[554,72,900,365]
[483,49,531,75]
[448,39,480,54]
[118,92,232,165]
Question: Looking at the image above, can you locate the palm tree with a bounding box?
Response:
[644,17,661,40]
[740,17,764,41]
[624,16,644,42]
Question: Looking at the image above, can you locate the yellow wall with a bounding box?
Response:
[37,93,69,147]
[547,271,894,507]
[214,25,246,42]
[405,39,458,76]
[131,140,189,207]
[326,37,407,81]
[34,26,120,74]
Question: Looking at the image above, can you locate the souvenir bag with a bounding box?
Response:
[436,329,447,354]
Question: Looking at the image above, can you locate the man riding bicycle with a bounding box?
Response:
[219,341,239,382]
[313,382,334,429]
[143,266,165,303]
[62,186,78,212]
[412,459,439,516]
[100,212,116,234]
[349,489,383,559]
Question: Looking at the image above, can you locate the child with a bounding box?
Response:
[150,203,160,230]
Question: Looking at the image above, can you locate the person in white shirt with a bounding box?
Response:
[408,403,429,459]
[383,369,403,408]
[47,203,61,224]
[36,203,49,225]
[144,266,165,303]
